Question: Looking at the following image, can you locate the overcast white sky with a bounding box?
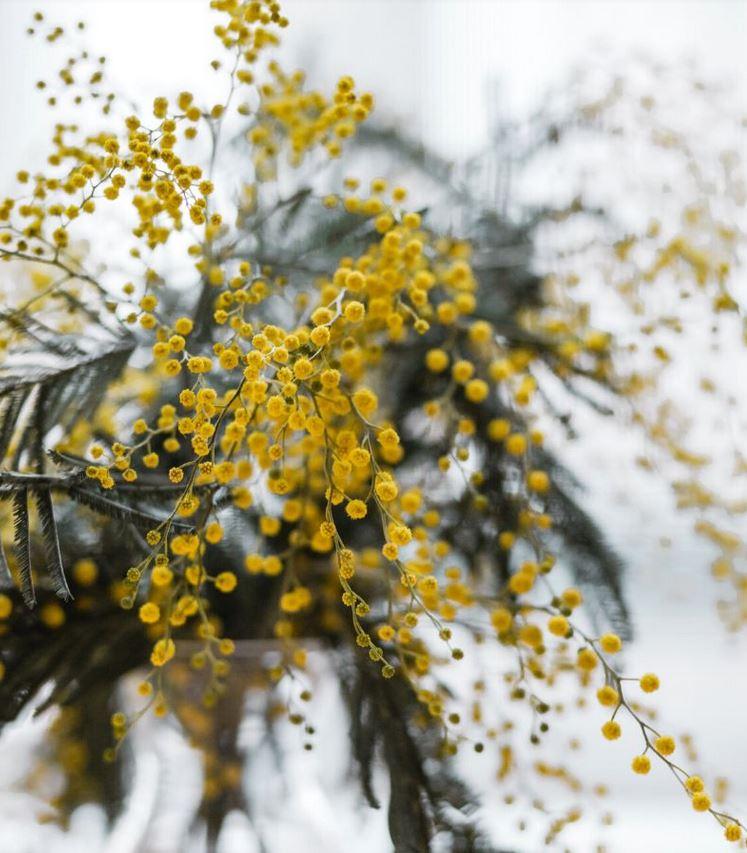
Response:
[1,2,746,851]
[2,0,746,170]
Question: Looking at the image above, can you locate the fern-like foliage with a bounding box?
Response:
[0,325,133,471]
[344,657,508,853]
[3,486,72,607]
[11,489,33,606]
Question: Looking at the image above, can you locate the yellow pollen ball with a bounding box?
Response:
[150,638,176,667]
[72,558,98,586]
[724,824,742,842]
[526,470,550,493]
[215,571,238,592]
[425,348,449,373]
[505,434,527,455]
[219,349,239,370]
[488,419,511,441]
[685,776,704,793]
[561,587,583,608]
[654,735,675,756]
[346,499,368,519]
[599,633,622,654]
[631,755,651,774]
[465,379,489,403]
[293,358,314,380]
[596,685,620,707]
[601,720,621,740]
[640,673,660,693]
[691,792,712,812]
[143,452,159,469]
[139,602,161,624]
[547,615,569,636]
[344,301,365,323]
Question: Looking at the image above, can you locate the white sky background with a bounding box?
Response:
[1,1,747,852]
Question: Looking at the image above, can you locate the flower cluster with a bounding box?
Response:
[0,3,744,847]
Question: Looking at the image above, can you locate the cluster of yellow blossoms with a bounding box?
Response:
[530,61,747,636]
[0,2,745,846]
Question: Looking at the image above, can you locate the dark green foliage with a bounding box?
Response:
[345,657,507,853]
[0,329,134,471]
[0,605,147,724]
[11,488,33,605]
[33,487,72,602]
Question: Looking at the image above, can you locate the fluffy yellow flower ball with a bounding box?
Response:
[631,754,651,775]
[346,499,368,519]
[150,638,176,667]
[599,633,622,654]
[601,720,621,740]
[139,602,161,624]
